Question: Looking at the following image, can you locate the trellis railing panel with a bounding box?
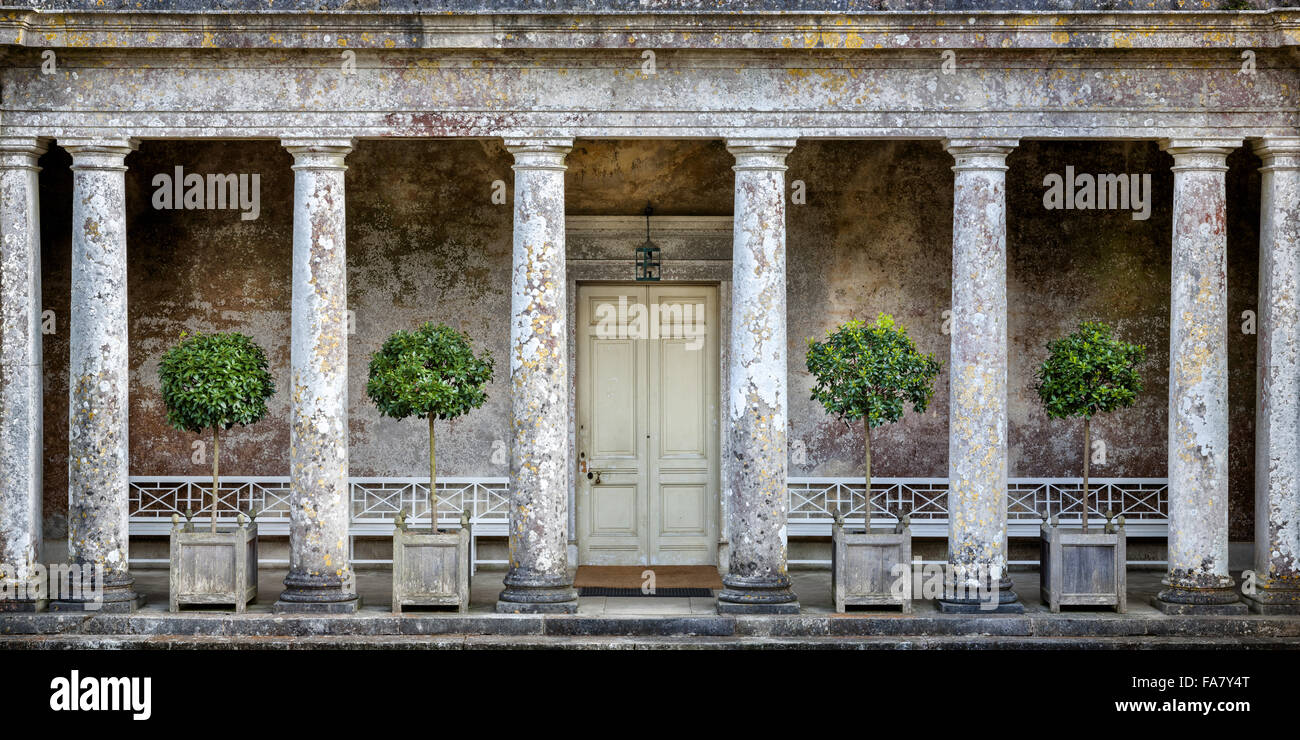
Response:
[131,475,1167,541]
[786,477,1169,538]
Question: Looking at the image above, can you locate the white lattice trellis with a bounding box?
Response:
[786,477,1168,537]
[131,475,1167,536]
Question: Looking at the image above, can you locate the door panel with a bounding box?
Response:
[577,284,719,566]
[578,287,647,564]
[647,286,717,565]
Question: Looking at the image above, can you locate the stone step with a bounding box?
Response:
[4,611,1300,640]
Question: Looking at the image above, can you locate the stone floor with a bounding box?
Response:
[127,565,1167,616]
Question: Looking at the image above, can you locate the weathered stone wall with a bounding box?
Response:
[37,137,1261,543]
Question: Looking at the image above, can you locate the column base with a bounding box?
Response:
[275,571,360,613]
[1240,585,1300,614]
[1151,584,1246,614]
[273,598,361,615]
[1149,595,1248,615]
[0,598,49,613]
[496,571,578,614]
[49,574,144,613]
[715,573,800,615]
[495,600,578,615]
[1241,595,1300,615]
[50,595,146,613]
[1,578,49,612]
[938,578,1024,614]
[716,600,801,615]
[937,600,1025,614]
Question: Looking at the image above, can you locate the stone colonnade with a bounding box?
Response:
[1,134,1298,615]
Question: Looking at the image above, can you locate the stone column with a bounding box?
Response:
[1153,139,1246,614]
[716,138,800,615]
[274,139,359,614]
[939,139,1022,614]
[1245,138,1300,614]
[496,138,578,614]
[0,137,47,611]
[53,138,143,612]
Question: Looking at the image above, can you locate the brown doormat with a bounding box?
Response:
[574,565,724,590]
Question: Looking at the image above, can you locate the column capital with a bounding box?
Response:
[282,138,353,169]
[0,136,49,168]
[61,138,138,171]
[1160,138,1241,170]
[504,138,572,171]
[1253,137,1300,168]
[943,138,1017,170]
[726,138,796,170]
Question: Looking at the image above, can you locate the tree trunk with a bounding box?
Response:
[1082,416,1090,533]
[211,427,219,534]
[864,418,872,535]
[428,414,438,533]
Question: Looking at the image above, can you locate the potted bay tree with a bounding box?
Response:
[367,322,494,614]
[1034,320,1144,613]
[807,313,941,612]
[158,331,275,612]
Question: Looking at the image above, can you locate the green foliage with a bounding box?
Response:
[158,332,276,434]
[1034,321,1145,420]
[806,313,942,429]
[366,322,495,421]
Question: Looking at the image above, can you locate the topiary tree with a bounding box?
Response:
[158,332,276,533]
[806,313,942,527]
[366,322,494,532]
[1033,321,1145,532]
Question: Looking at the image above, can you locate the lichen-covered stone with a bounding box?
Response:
[497,138,578,614]
[717,139,800,614]
[1248,137,1300,606]
[62,138,141,609]
[276,139,359,611]
[1157,139,1240,607]
[0,136,47,599]
[941,139,1019,609]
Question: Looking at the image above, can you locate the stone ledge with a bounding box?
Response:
[4,610,1299,641]
[2,9,1294,52]
[3,633,1300,650]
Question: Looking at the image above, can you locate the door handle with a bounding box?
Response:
[586,470,603,485]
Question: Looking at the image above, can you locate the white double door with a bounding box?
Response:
[576,284,720,566]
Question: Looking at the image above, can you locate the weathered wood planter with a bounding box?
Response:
[1040,520,1127,613]
[169,515,258,613]
[391,511,471,614]
[831,514,912,613]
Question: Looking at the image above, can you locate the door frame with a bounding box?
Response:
[564,215,735,568]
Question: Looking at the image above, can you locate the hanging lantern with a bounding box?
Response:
[635,203,661,282]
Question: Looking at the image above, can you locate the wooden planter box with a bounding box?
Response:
[1040,522,1126,613]
[831,517,912,613]
[392,514,471,614]
[169,519,258,613]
